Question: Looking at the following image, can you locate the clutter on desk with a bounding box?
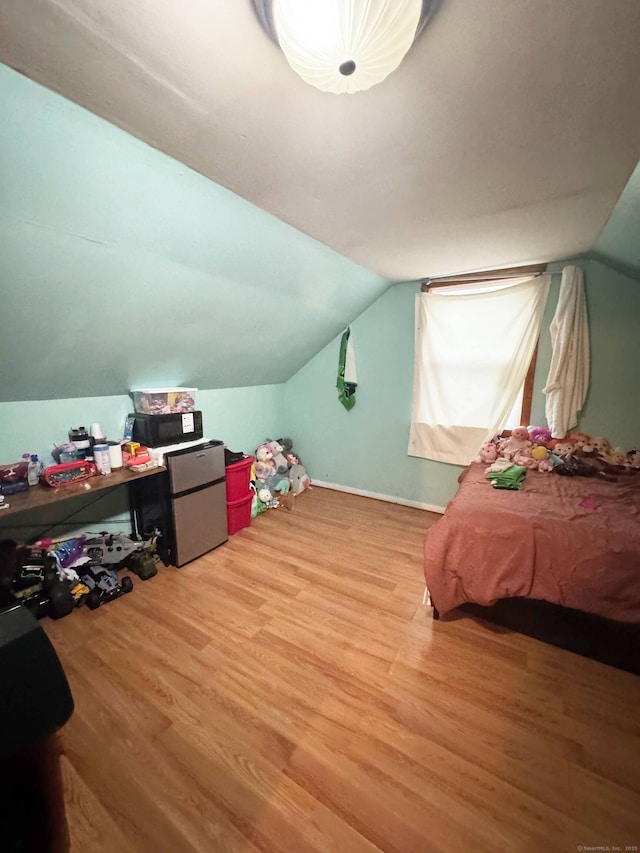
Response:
[0,389,209,497]
[0,460,29,495]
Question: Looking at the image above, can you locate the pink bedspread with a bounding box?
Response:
[424,463,640,623]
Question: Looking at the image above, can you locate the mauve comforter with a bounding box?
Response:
[424,463,640,623]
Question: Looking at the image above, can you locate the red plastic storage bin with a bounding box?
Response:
[227,492,253,536]
[225,455,254,502]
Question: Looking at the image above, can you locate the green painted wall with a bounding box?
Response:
[541,258,640,448]
[593,158,640,280]
[286,259,640,508]
[0,63,389,403]
[284,284,462,509]
[0,385,284,541]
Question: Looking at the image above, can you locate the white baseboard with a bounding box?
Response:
[312,480,445,514]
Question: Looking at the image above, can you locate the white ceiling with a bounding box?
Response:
[1,0,640,281]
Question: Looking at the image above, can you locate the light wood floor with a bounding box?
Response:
[43,486,640,853]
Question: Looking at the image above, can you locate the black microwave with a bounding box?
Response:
[132,411,203,447]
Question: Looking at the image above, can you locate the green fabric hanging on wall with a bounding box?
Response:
[337,327,357,410]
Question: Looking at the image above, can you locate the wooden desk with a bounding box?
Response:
[1,466,166,519]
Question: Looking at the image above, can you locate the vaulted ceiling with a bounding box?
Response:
[2,0,640,282]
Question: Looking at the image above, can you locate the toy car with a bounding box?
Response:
[82,531,159,580]
[0,546,75,619]
[83,532,148,565]
[79,563,133,610]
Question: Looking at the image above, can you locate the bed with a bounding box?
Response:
[423,463,640,625]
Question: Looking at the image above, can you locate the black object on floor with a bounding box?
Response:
[457,597,640,675]
[0,603,74,851]
[0,603,74,755]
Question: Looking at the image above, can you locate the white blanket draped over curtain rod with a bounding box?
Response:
[542,264,590,438]
[409,274,551,466]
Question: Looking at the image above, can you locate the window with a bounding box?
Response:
[409,265,549,466]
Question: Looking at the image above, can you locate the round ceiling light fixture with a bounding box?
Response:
[252,0,437,94]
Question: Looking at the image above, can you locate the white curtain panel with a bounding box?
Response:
[409,275,551,466]
[543,265,590,438]
[274,0,422,94]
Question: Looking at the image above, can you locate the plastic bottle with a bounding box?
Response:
[28,454,44,486]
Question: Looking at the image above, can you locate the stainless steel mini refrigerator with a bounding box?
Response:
[164,440,228,567]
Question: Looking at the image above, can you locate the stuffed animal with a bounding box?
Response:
[551,439,575,457]
[255,444,277,482]
[277,436,302,467]
[266,472,291,496]
[608,447,626,466]
[474,442,498,464]
[277,437,310,491]
[265,439,289,474]
[513,449,538,470]
[566,445,620,480]
[567,432,590,449]
[257,486,279,509]
[528,426,552,447]
[590,436,612,459]
[498,426,532,461]
[289,464,311,495]
[627,450,640,469]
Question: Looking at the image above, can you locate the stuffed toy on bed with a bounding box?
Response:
[474,442,498,464]
[497,426,532,461]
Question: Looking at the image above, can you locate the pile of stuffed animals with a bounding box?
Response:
[252,437,311,512]
[475,426,640,481]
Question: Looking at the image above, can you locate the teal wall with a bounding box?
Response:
[579,259,640,447]
[0,386,285,465]
[284,284,462,509]
[286,259,640,508]
[593,159,640,281]
[0,385,284,541]
[3,62,639,535]
[0,63,389,403]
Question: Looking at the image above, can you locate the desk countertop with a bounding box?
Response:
[0,465,166,519]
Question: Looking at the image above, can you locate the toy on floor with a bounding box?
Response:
[276,436,311,495]
[0,543,76,619]
[265,439,289,474]
[79,564,133,609]
[255,444,277,481]
[82,532,156,567]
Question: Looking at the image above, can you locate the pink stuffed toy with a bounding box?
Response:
[474,442,498,464]
[528,426,552,447]
[513,449,538,470]
[498,426,532,461]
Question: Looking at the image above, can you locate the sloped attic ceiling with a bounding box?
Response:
[2,0,640,282]
[0,66,389,402]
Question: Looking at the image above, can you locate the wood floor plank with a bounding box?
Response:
[60,754,140,853]
[40,486,640,852]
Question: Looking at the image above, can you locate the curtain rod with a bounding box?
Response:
[421,264,563,291]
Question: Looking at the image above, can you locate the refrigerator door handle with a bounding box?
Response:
[173,476,225,500]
